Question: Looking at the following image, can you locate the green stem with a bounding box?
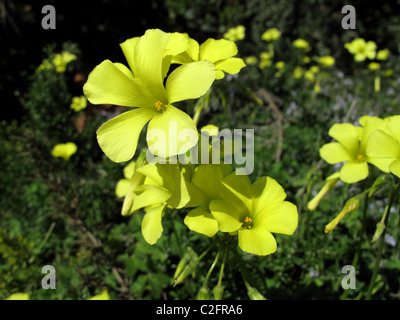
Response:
[29,222,56,264]
[203,248,220,288]
[217,246,228,287]
[366,181,400,299]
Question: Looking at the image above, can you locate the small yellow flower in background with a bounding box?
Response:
[307,172,340,211]
[319,116,385,183]
[304,66,319,82]
[258,52,272,69]
[245,56,258,65]
[37,59,53,72]
[292,39,311,51]
[88,290,110,300]
[51,142,78,161]
[376,48,390,61]
[325,196,360,233]
[70,96,87,112]
[317,56,335,67]
[223,25,246,42]
[368,62,380,71]
[210,174,298,256]
[261,28,281,42]
[344,38,376,62]
[366,115,400,178]
[384,69,393,77]
[52,51,77,72]
[5,293,30,300]
[293,66,304,79]
[275,61,285,71]
[302,56,311,64]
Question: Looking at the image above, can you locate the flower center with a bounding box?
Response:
[242,216,253,229]
[356,154,365,163]
[155,100,168,113]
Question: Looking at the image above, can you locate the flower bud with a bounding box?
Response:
[307,172,340,211]
[325,196,361,233]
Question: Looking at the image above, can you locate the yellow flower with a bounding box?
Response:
[52,51,77,72]
[293,39,311,51]
[319,116,385,183]
[223,25,246,42]
[261,28,281,42]
[293,66,304,79]
[37,59,53,72]
[275,61,285,70]
[345,38,376,62]
[245,56,258,65]
[70,96,87,112]
[210,174,298,256]
[51,142,78,161]
[171,37,246,80]
[84,29,217,162]
[317,56,335,67]
[368,62,380,71]
[376,48,390,61]
[366,115,400,178]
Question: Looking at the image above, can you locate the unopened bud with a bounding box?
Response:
[325,196,360,233]
[307,172,340,211]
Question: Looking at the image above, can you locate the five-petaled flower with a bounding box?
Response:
[210,173,298,256]
[84,29,216,162]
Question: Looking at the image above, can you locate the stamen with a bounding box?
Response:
[155,100,168,113]
[242,216,253,229]
[356,154,365,163]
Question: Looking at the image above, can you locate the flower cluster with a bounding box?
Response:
[83,29,298,257]
[308,115,400,232]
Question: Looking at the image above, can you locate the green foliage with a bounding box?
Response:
[2,1,400,301]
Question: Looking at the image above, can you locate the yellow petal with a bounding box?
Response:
[141,204,167,245]
[97,108,156,163]
[184,208,219,237]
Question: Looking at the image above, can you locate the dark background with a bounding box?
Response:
[2,0,400,121]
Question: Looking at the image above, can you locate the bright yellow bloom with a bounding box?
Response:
[70,96,87,112]
[52,51,77,72]
[317,56,335,67]
[171,37,245,80]
[261,28,281,42]
[376,48,390,61]
[275,61,285,70]
[84,29,216,162]
[366,115,400,178]
[130,163,192,244]
[368,62,380,71]
[210,174,298,256]
[223,25,246,42]
[245,56,258,65]
[51,142,77,161]
[183,164,232,237]
[293,66,304,79]
[319,116,385,183]
[345,38,376,62]
[293,39,311,51]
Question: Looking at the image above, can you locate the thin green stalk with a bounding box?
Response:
[217,246,228,287]
[29,222,56,264]
[202,248,220,287]
[366,181,400,299]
